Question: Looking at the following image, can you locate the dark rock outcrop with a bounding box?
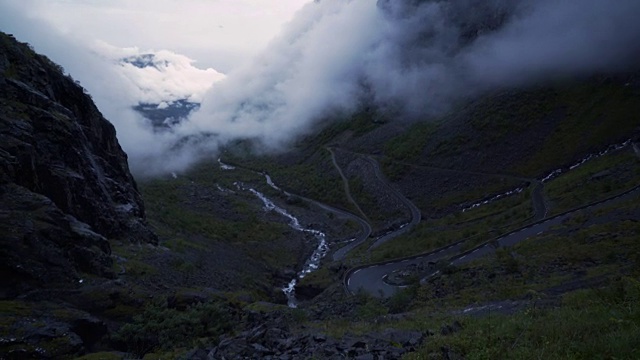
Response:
[0,32,156,298]
[194,306,427,360]
[0,300,108,359]
[207,325,426,360]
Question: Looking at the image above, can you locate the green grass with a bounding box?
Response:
[140,173,289,245]
[455,80,640,177]
[112,298,232,358]
[309,277,640,359]
[430,181,530,214]
[517,81,640,176]
[316,195,640,359]
[353,189,533,263]
[384,122,438,161]
[378,155,529,212]
[222,149,352,212]
[410,207,640,310]
[297,266,335,291]
[316,190,640,359]
[354,139,638,264]
[348,175,402,227]
[406,278,640,360]
[467,87,558,138]
[378,79,639,180]
[137,160,325,296]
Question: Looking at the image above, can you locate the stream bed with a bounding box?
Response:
[220,160,329,308]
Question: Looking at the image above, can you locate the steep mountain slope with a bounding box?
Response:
[197,75,640,359]
[0,32,157,357]
[135,72,640,358]
[2,3,640,355]
[225,75,639,225]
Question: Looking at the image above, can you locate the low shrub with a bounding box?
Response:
[112,299,232,357]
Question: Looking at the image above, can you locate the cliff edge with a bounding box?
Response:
[0,32,157,299]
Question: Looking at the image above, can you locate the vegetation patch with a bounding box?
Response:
[355,190,533,263]
[384,122,438,161]
[544,149,640,214]
[406,278,640,360]
[517,81,640,176]
[112,299,232,358]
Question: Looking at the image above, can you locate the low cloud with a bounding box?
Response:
[93,42,225,105]
[183,0,640,150]
[2,0,640,177]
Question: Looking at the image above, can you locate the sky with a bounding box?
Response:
[13,0,311,72]
[1,0,640,177]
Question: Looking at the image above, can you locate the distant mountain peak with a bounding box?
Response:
[121,53,170,70]
[134,99,201,129]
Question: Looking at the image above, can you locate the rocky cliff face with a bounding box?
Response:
[0,32,156,298]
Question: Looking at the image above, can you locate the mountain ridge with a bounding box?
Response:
[1,32,157,357]
[2,22,640,358]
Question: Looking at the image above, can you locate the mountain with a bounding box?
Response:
[133,99,200,129]
[122,53,169,70]
[0,32,157,357]
[127,70,640,358]
[2,3,640,356]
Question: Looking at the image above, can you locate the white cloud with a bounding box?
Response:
[184,0,640,149]
[93,42,225,104]
[182,0,383,146]
[2,0,639,178]
[15,0,311,72]
[0,0,310,177]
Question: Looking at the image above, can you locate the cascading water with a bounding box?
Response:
[219,159,329,308]
[217,158,236,170]
[264,174,281,192]
[247,187,329,308]
[462,187,525,213]
[541,139,631,183]
[462,139,632,212]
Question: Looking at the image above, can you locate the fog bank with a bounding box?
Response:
[2,0,639,176]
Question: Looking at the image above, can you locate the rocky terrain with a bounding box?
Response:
[0,32,157,357]
[1,9,640,357]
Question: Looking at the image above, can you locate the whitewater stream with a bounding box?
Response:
[462,139,632,212]
[248,187,329,308]
[219,160,329,308]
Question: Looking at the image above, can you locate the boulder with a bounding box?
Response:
[0,302,108,358]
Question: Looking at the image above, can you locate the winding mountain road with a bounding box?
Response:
[223,141,638,299]
[217,159,372,262]
[530,181,549,220]
[363,156,422,249]
[328,151,422,259]
[363,155,550,222]
[263,181,373,262]
[346,183,640,297]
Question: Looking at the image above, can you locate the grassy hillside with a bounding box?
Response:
[116,74,640,358]
[380,76,640,178]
